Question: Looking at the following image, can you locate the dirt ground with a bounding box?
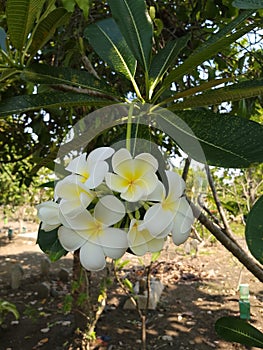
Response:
[0,223,262,350]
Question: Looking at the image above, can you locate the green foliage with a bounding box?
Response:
[0,299,19,326]
[37,226,68,262]
[160,10,254,90]
[215,316,263,348]
[6,0,45,51]
[245,196,263,264]
[0,92,116,116]
[233,0,263,9]
[123,278,134,293]
[108,0,153,73]
[28,8,70,56]
[155,108,263,168]
[84,18,137,81]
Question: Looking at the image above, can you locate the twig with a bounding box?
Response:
[113,263,147,350]
[182,157,191,182]
[205,165,243,249]
[51,83,119,101]
[197,193,221,227]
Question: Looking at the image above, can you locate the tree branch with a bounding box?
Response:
[205,165,242,249]
[190,200,263,283]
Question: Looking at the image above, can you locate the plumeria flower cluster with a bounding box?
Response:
[37,147,194,271]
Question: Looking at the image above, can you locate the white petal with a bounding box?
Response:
[59,192,93,217]
[58,226,86,251]
[147,237,165,252]
[37,201,61,225]
[65,153,89,176]
[172,229,191,246]
[80,241,106,271]
[100,227,128,249]
[174,197,194,234]
[144,180,165,201]
[166,171,186,200]
[101,228,128,259]
[128,220,150,255]
[60,210,94,231]
[116,159,155,179]
[94,195,125,226]
[40,222,60,232]
[88,147,114,162]
[136,172,158,196]
[105,173,129,193]
[112,148,132,172]
[135,153,158,171]
[55,175,87,200]
[143,203,174,238]
[128,220,164,255]
[84,161,108,188]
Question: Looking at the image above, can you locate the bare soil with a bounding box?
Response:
[0,223,262,350]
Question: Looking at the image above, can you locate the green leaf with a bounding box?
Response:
[0,92,116,116]
[151,251,161,262]
[37,226,67,262]
[84,18,137,81]
[61,0,75,12]
[0,300,19,324]
[76,0,90,19]
[28,8,70,55]
[6,0,45,50]
[171,79,263,110]
[149,34,191,98]
[215,316,263,348]
[0,27,6,51]
[123,278,134,293]
[233,0,263,8]
[162,10,254,87]
[154,108,263,168]
[245,196,263,264]
[108,0,153,72]
[0,68,21,83]
[22,63,116,96]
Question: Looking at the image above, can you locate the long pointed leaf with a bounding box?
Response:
[215,317,263,348]
[108,0,153,72]
[162,10,254,87]
[22,63,117,96]
[245,196,263,264]
[6,0,45,50]
[0,92,116,116]
[233,0,263,8]
[170,79,263,110]
[152,108,263,168]
[160,76,236,105]
[28,8,70,55]
[149,34,191,98]
[84,18,137,81]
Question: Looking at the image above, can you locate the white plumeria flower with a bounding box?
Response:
[105,148,158,202]
[58,195,128,271]
[55,174,95,218]
[66,147,114,189]
[36,201,61,232]
[142,171,194,244]
[127,219,165,256]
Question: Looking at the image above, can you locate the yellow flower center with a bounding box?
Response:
[162,194,176,212]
